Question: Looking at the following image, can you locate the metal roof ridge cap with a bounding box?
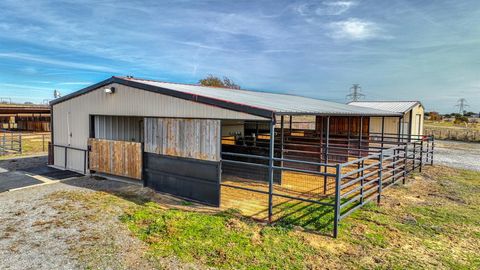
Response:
[113,77,275,119]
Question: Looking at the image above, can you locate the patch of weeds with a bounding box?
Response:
[441,253,480,270]
[120,202,316,269]
[114,191,151,205]
[180,200,193,206]
[364,232,387,248]
[397,204,475,237]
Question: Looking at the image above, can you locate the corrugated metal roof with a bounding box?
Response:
[348,101,421,114]
[122,77,400,116]
[51,76,401,118]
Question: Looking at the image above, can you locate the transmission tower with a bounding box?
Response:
[346,84,365,102]
[456,98,469,114]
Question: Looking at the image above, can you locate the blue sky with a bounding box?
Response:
[0,0,479,113]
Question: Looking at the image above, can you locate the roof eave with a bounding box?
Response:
[50,77,274,119]
[274,112,402,117]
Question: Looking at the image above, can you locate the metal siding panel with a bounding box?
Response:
[144,153,220,206]
[53,146,65,167]
[51,83,264,171]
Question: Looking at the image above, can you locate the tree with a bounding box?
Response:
[199,75,240,89]
[428,111,442,121]
[454,115,469,125]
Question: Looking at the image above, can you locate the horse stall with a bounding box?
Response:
[50,76,434,237]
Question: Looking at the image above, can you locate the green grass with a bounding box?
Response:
[273,199,335,232]
[120,204,316,269]
[0,133,50,160]
[49,166,480,269]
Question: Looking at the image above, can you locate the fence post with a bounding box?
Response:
[412,141,417,170]
[392,147,397,182]
[360,159,365,204]
[267,120,275,224]
[333,163,341,238]
[377,151,383,204]
[1,132,4,154]
[425,138,430,164]
[419,139,424,173]
[430,136,435,166]
[403,145,407,183]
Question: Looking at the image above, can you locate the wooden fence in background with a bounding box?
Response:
[425,127,480,142]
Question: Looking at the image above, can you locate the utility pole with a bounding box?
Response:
[456,98,468,115]
[346,84,365,102]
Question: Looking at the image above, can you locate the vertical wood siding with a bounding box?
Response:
[88,138,142,180]
[144,118,220,161]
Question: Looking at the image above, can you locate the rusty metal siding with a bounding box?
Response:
[144,118,220,161]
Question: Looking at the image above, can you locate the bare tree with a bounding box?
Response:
[199,75,240,89]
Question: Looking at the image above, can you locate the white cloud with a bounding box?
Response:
[296,1,356,17]
[57,82,92,85]
[316,1,356,16]
[0,52,118,72]
[0,82,52,92]
[327,18,386,40]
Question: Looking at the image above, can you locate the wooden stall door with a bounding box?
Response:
[88,138,142,180]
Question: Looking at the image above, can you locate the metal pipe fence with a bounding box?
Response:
[0,129,51,155]
[0,129,22,154]
[220,134,435,238]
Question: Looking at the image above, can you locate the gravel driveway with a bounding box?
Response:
[0,161,206,269]
[0,178,152,270]
[434,140,480,171]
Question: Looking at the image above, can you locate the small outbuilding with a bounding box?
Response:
[348,101,424,141]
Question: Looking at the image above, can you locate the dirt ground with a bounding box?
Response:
[1,149,479,269]
[434,140,480,171]
[0,175,215,270]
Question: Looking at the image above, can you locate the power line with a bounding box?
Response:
[456,98,469,114]
[346,84,365,102]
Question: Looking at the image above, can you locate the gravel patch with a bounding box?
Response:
[0,177,205,270]
[434,140,480,171]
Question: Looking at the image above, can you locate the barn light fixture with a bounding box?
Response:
[104,87,115,94]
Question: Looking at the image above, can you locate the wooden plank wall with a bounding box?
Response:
[88,138,142,180]
[144,118,220,161]
[316,116,370,136]
[17,121,51,131]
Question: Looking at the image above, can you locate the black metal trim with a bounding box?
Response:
[50,77,274,119]
[49,76,402,118]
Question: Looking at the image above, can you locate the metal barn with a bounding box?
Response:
[50,76,434,237]
[349,101,425,140]
[0,105,51,131]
